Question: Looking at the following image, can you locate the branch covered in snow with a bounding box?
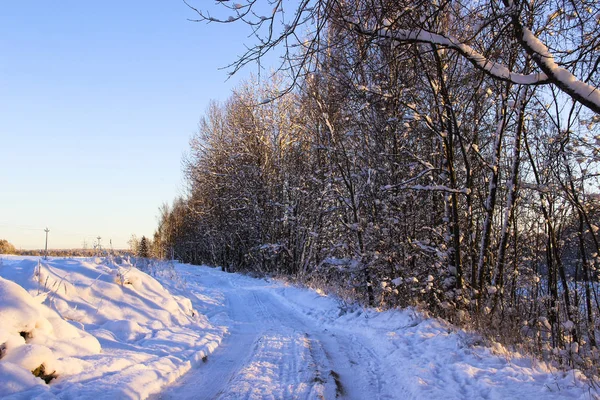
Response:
[358,25,599,114]
[366,27,550,86]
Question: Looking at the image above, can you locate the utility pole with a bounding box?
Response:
[97,236,102,256]
[44,227,50,260]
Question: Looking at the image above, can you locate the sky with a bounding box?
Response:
[0,1,275,250]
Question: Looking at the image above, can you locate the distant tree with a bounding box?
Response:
[138,236,149,259]
[128,234,139,255]
[152,230,163,259]
[0,239,17,254]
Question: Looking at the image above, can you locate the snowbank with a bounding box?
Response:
[0,256,224,399]
[271,281,598,399]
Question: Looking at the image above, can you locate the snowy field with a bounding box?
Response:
[0,255,597,399]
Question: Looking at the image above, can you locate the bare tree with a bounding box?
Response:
[186,0,599,114]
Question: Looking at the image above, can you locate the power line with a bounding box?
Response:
[0,223,45,231]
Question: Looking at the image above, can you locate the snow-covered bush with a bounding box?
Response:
[0,277,101,393]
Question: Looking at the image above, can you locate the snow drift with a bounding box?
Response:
[0,256,224,399]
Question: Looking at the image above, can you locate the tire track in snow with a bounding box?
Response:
[155,268,407,399]
[215,329,335,399]
[248,289,399,399]
[154,275,337,399]
[152,288,260,400]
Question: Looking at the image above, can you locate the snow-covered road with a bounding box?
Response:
[154,265,594,400]
[155,266,395,400]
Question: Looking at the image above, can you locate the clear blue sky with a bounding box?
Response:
[0,1,270,250]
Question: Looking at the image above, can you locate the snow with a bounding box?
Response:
[0,255,597,399]
[157,265,597,400]
[0,256,224,399]
[521,27,600,111]
[373,26,600,112]
[409,184,470,194]
[377,28,549,85]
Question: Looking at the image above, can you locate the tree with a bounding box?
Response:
[138,236,149,259]
[128,234,139,255]
[170,0,600,374]
[0,239,17,254]
[187,0,600,114]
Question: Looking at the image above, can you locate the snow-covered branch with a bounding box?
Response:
[365,27,550,86]
[359,24,600,114]
[515,26,600,114]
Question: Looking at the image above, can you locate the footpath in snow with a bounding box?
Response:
[0,255,597,399]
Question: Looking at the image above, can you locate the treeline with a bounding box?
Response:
[20,249,125,257]
[0,238,131,257]
[156,0,600,374]
[0,238,155,259]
